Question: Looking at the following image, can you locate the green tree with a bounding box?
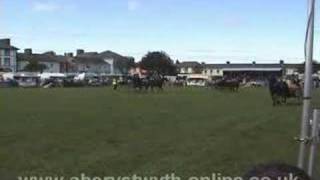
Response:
[23,60,47,72]
[139,51,177,75]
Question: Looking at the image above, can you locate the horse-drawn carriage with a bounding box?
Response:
[130,73,167,91]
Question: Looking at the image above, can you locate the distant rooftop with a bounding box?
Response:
[0,39,19,50]
[177,61,201,68]
[177,61,308,72]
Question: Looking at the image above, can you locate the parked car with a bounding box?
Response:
[14,72,40,88]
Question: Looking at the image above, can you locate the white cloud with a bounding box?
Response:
[128,0,140,11]
[32,1,60,12]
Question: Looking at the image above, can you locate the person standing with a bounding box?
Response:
[112,78,118,90]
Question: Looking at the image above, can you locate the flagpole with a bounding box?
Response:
[298,0,315,169]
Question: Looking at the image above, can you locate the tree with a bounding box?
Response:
[139,51,177,75]
[23,60,47,72]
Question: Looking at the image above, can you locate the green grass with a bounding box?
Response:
[0,87,319,179]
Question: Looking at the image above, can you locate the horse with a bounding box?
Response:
[147,74,167,90]
[214,78,240,92]
[131,74,148,90]
[268,77,302,106]
[131,73,167,91]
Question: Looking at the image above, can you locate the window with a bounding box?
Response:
[4,58,11,66]
[4,50,10,56]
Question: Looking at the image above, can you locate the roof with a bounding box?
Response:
[99,50,123,59]
[72,55,107,65]
[285,63,304,69]
[204,63,283,69]
[17,53,67,63]
[72,50,133,65]
[0,40,19,50]
[98,50,133,64]
[177,61,202,68]
[202,63,285,72]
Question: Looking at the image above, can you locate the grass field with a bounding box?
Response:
[1,87,320,179]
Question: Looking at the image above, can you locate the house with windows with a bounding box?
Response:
[98,50,135,75]
[178,60,320,82]
[17,49,68,73]
[16,48,134,74]
[177,61,203,74]
[0,39,19,72]
[71,49,134,75]
[202,61,284,79]
[71,50,111,74]
[284,64,304,75]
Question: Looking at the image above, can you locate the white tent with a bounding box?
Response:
[39,73,66,80]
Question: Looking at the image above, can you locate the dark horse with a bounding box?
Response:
[268,76,302,106]
[131,74,167,91]
[148,74,168,90]
[131,74,148,90]
[214,78,240,92]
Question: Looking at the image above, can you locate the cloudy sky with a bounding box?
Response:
[0,0,318,63]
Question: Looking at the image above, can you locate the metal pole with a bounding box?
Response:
[298,0,315,169]
[308,110,320,177]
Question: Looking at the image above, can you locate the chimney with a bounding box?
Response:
[65,52,73,57]
[24,48,32,55]
[0,39,10,46]
[226,61,230,64]
[77,49,85,56]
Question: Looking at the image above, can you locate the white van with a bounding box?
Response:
[186,75,209,87]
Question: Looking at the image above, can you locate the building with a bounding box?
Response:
[71,50,111,74]
[16,48,134,74]
[98,50,134,75]
[71,49,134,74]
[284,64,304,75]
[203,61,284,79]
[17,49,68,73]
[177,60,316,81]
[0,39,19,72]
[177,61,203,74]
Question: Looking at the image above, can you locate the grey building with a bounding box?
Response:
[203,61,284,78]
[17,49,68,73]
[0,39,19,72]
[71,49,134,74]
[71,50,111,74]
[177,61,202,74]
